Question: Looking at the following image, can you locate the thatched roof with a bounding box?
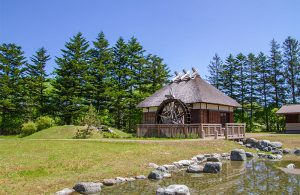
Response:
[276,104,300,114]
[137,75,241,108]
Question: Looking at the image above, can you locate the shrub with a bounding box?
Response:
[35,116,55,131]
[102,132,121,138]
[20,121,37,137]
[73,127,92,139]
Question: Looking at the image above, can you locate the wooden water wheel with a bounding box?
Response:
[156,98,191,124]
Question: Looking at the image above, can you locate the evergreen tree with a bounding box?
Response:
[269,39,286,108]
[0,43,27,134]
[26,47,50,118]
[282,36,300,103]
[53,33,91,125]
[206,53,223,90]
[89,32,112,112]
[256,52,272,131]
[221,54,237,99]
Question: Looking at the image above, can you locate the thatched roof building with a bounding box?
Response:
[137,68,241,126]
[277,104,300,134]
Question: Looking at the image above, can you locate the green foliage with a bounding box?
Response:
[35,116,55,131]
[102,132,121,138]
[73,127,92,139]
[20,121,37,137]
[81,104,101,127]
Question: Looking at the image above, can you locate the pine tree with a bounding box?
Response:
[221,54,237,99]
[53,33,91,125]
[256,52,272,131]
[26,47,50,118]
[282,36,300,104]
[0,43,27,134]
[206,53,223,90]
[89,32,112,112]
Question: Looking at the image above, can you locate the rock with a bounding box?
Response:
[283,148,291,154]
[156,166,168,173]
[276,154,283,160]
[115,177,127,183]
[163,173,172,178]
[173,161,183,169]
[135,175,146,179]
[103,179,117,186]
[230,149,246,161]
[260,140,271,147]
[108,129,114,133]
[258,152,266,157]
[271,149,283,155]
[55,188,75,195]
[204,154,212,157]
[203,162,222,173]
[244,138,259,145]
[221,153,230,157]
[73,182,102,194]
[238,141,244,145]
[269,141,283,148]
[125,177,135,182]
[245,152,254,158]
[177,160,194,167]
[245,144,252,148]
[156,185,190,195]
[163,164,177,171]
[195,154,206,162]
[149,162,159,168]
[293,148,300,155]
[186,164,204,173]
[287,163,295,169]
[148,170,164,180]
[207,156,221,162]
[266,154,277,160]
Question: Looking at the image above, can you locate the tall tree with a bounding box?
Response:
[26,47,50,118]
[207,53,223,90]
[89,32,112,112]
[0,43,27,134]
[256,52,272,131]
[282,36,300,104]
[53,32,91,125]
[269,39,286,108]
[221,54,237,99]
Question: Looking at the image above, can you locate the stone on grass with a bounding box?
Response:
[125,177,135,182]
[207,156,221,162]
[163,164,177,171]
[135,175,146,179]
[244,138,259,146]
[177,160,194,167]
[230,149,246,161]
[266,154,277,160]
[287,163,295,169]
[186,164,204,173]
[73,182,102,194]
[115,177,127,183]
[203,162,222,173]
[195,154,206,162]
[149,162,159,168]
[245,152,254,158]
[156,166,168,173]
[156,185,190,195]
[55,188,75,195]
[103,179,117,186]
[245,144,252,148]
[283,148,291,154]
[269,142,283,148]
[148,170,164,180]
[271,149,283,155]
[293,148,300,155]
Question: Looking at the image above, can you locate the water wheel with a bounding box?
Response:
[156,98,191,124]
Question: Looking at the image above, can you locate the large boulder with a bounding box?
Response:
[156,185,190,195]
[203,162,222,173]
[186,164,204,173]
[230,149,246,161]
[73,182,102,194]
[55,188,75,195]
[269,141,283,148]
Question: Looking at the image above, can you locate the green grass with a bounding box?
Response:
[24,125,132,139]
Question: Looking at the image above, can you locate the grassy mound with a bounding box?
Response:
[24,125,132,139]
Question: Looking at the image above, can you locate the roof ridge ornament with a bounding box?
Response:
[190,67,200,79]
[165,87,175,99]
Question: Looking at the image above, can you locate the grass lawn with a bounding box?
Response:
[0,127,299,194]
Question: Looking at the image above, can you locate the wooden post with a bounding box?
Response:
[224,125,228,140]
[214,130,218,139]
[157,125,160,137]
[137,126,140,137]
[184,125,188,138]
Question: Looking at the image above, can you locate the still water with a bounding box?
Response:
[101,159,300,195]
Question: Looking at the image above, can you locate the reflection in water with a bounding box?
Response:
[101,159,300,195]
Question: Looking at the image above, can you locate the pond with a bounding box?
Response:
[101,158,300,195]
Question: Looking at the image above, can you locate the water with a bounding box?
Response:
[101,159,300,195]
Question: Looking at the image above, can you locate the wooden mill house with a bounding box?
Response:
[136,68,246,139]
[276,104,300,134]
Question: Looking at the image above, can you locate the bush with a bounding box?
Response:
[102,132,121,138]
[20,121,37,137]
[73,127,92,139]
[35,116,55,131]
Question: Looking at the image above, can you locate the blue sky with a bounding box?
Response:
[1,0,299,77]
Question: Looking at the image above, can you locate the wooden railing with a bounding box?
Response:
[137,123,246,139]
[225,123,246,139]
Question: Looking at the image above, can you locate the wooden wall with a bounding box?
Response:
[142,112,156,124]
[286,114,300,123]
